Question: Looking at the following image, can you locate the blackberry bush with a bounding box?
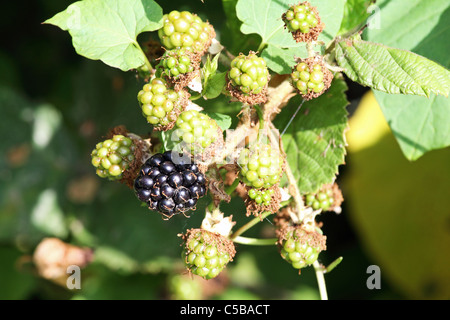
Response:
[47,0,450,301]
[134,151,207,218]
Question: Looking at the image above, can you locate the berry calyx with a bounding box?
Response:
[134,151,207,218]
[158,10,215,57]
[172,110,221,154]
[137,77,189,131]
[226,51,269,105]
[277,224,326,270]
[238,143,284,190]
[290,57,333,100]
[91,134,136,181]
[282,1,324,43]
[181,228,236,280]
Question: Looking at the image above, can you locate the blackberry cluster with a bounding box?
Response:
[283,2,319,34]
[238,143,283,189]
[158,10,215,55]
[134,151,207,218]
[277,226,326,270]
[137,77,185,130]
[247,188,274,206]
[291,62,325,96]
[182,228,235,280]
[228,52,269,95]
[91,134,135,180]
[156,47,196,79]
[173,110,220,151]
[305,188,334,211]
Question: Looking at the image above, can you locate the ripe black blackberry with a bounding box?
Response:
[134,150,207,219]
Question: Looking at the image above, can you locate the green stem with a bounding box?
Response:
[324,256,343,274]
[232,236,277,246]
[279,200,292,208]
[136,41,153,73]
[257,41,267,53]
[230,211,272,240]
[189,93,202,101]
[225,178,240,195]
[313,260,328,300]
[207,200,216,212]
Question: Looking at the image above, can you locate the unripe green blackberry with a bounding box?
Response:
[282,1,324,43]
[238,143,284,189]
[226,51,269,105]
[305,189,334,211]
[137,77,187,130]
[304,183,343,212]
[156,48,196,80]
[182,228,236,280]
[290,57,333,100]
[277,225,326,270]
[172,110,221,152]
[91,134,136,180]
[158,10,215,56]
[247,187,274,206]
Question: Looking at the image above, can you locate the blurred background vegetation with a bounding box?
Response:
[0,0,449,300]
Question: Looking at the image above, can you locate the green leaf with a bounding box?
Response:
[338,0,373,35]
[203,72,227,100]
[236,0,345,48]
[363,0,450,55]
[205,112,232,131]
[274,78,349,194]
[201,53,227,99]
[221,0,261,54]
[44,0,163,71]
[335,33,450,98]
[363,0,450,160]
[202,53,221,83]
[374,92,450,161]
[261,45,307,75]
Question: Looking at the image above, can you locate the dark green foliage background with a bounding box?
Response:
[1,0,447,300]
